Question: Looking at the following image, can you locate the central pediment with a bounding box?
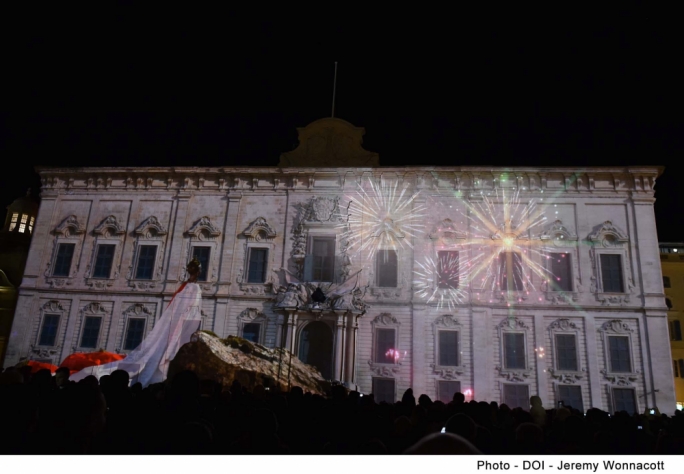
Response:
[279,117,379,167]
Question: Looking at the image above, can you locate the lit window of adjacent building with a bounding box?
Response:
[499,252,524,291]
[663,276,671,288]
[18,214,28,233]
[39,314,60,346]
[555,334,578,371]
[504,333,526,369]
[9,212,18,232]
[600,254,624,292]
[437,251,459,289]
[247,248,268,283]
[550,253,572,292]
[124,318,146,350]
[29,216,35,233]
[53,243,76,277]
[669,320,682,341]
[608,336,632,373]
[376,250,398,287]
[503,384,529,410]
[134,245,157,280]
[192,246,211,282]
[92,244,116,279]
[80,317,102,348]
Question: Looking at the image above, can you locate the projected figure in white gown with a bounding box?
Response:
[71,258,203,386]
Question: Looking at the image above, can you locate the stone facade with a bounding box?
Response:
[4,119,675,413]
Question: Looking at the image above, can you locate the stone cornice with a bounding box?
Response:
[35,166,661,196]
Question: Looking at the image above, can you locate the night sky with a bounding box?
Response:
[1,8,682,241]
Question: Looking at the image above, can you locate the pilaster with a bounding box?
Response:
[471,306,490,402]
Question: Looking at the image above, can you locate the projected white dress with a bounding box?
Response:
[70,282,202,387]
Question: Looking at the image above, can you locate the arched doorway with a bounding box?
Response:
[298,321,333,380]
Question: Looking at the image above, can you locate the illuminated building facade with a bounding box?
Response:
[659,243,684,409]
[4,118,675,413]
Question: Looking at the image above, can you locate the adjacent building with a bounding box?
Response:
[4,118,675,413]
[660,242,684,409]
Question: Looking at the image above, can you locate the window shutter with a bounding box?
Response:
[608,336,631,373]
[600,254,624,292]
[504,333,526,369]
[439,331,459,366]
[679,359,684,379]
[555,334,578,371]
[377,250,398,287]
[675,320,682,341]
[550,253,573,292]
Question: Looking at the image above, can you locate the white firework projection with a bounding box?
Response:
[339,177,428,261]
[415,174,568,308]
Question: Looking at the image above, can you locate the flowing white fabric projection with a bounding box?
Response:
[70,283,202,387]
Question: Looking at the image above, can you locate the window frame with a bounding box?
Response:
[556,384,585,413]
[663,276,671,288]
[369,313,402,375]
[184,216,222,288]
[588,221,633,304]
[498,251,525,292]
[670,320,683,341]
[118,303,155,354]
[372,377,396,404]
[547,252,574,292]
[437,380,462,403]
[436,250,460,290]
[431,314,465,378]
[34,300,67,350]
[74,302,110,352]
[547,318,584,382]
[85,215,126,288]
[133,244,159,280]
[45,215,86,286]
[123,317,147,351]
[305,235,336,283]
[607,335,633,373]
[496,317,532,378]
[38,313,61,347]
[610,386,638,415]
[246,247,269,284]
[126,216,168,291]
[502,383,530,410]
[239,217,276,292]
[79,316,103,349]
[598,319,639,383]
[375,248,399,288]
[191,245,212,282]
[52,242,76,277]
[237,308,267,345]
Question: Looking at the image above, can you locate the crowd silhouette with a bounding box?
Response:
[1,365,683,454]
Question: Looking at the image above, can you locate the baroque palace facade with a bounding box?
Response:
[4,118,675,413]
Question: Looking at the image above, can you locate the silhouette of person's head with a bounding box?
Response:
[55,367,70,388]
[110,369,130,389]
[452,392,465,404]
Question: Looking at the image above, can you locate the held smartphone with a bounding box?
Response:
[650,409,655,414]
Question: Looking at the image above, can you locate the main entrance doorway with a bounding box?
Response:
[298,321,333,380]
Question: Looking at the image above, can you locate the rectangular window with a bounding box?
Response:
[499,252,524,291]
[375,328,396,363]
[504,332,526,369]
[608,335,632,373]
[663,276,671,288]
[376,250,398,287]
[19,214,28,233]
[92,244,116,278]
[679,359,684,379]
[670,320,682,341]
[438,330,459,366]
[192,246,211,282]
[134,245,157,280]
[372,378,396,404]
[438,380,461,403]
[550,253,572,291]
[437,251,460,289]
[310,237,335,282]
[246,248,268,283]
[9,212,18,231]
[612,388,637,415]
[39,314,60,346]
[80,317,102,348]
[600,254,624,292]
[503,384,530,410]
[29,216,35,233]
[53,243,75,277]
[558,385,584,413]
[674,360,680,378]
[555,334,578,371]
[124,318,146,350]
[242,323,261,343]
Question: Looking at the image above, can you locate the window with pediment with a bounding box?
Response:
[45,215,86,288]
[588,221,634,306]
[181,216,222,289]
[430,314,465,380]
[598,319,640,387]
[238,217,277,295]
[74,302,111,351]
[496,317,532,381]
[539,220,580,303]
[126,216,168,291]
[117,303,155,353]
[422,218,466,299]
[547,318,585,384]
[237,308,267,344]
[85,216,126,289]
[33,300,68,358]
[368,313,402,377]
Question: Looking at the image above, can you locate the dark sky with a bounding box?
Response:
[1,7,682,241]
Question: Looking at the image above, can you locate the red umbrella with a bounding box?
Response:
[60,351,126,374]
[16,360,58,374]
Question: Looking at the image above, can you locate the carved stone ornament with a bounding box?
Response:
[43,300,65,312]
[545,292,579,305]
[278,117,379,167]
[431,367,464,380]
[372,313,399,326]
[123,303,153,317]
[598,294,631,306]
[370,287,403,299]
[548,368,584,384]
[434,314,461,328]
[495,367,531,382]
[588,221,628,247]
[134,216,168,237]
[82,302,106,315]
[429,218,466,241]
[600,319,634,334]
[600,369,639,386]
[548,318,578,331]
[239,308,264,321]
[311,196,339,222]
[372,217,405,239]
[53,215,86,236]
[186,216,221,239]
[540,219,578,243]
[29,345,60,358]
[93,215,126,237]
[243,217,276,241]
[368,360,401,377]
[497,317,528,330]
